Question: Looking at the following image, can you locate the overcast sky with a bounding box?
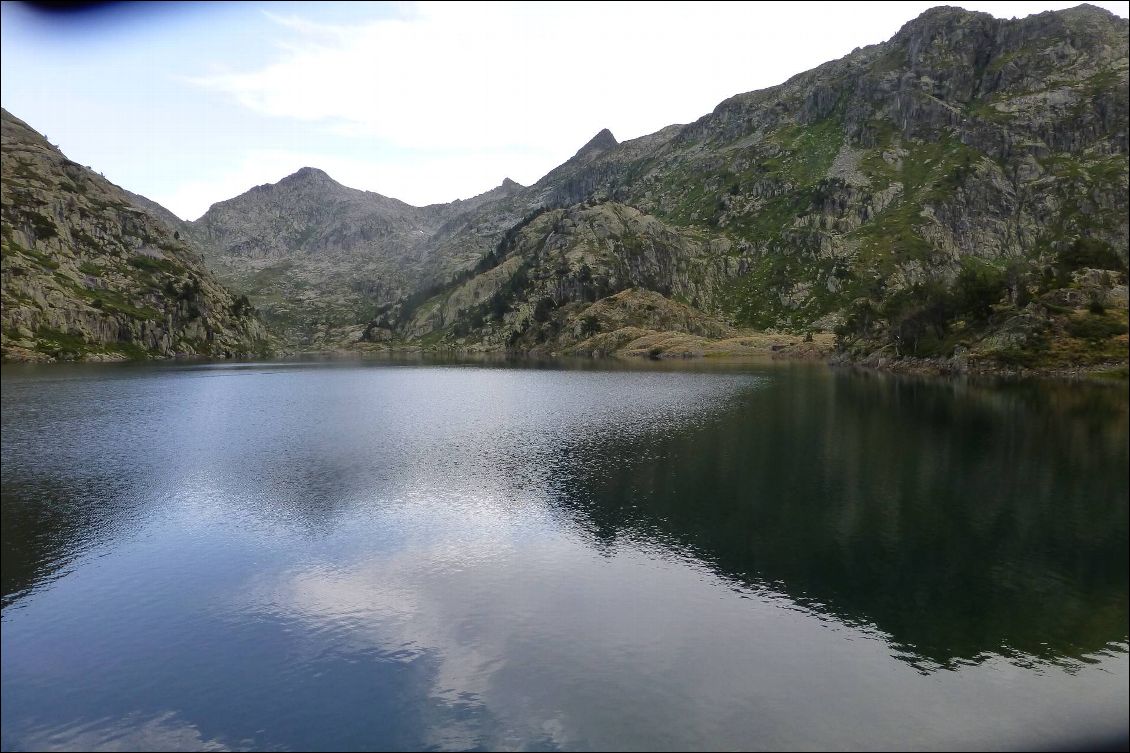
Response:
[2,1,1127,220]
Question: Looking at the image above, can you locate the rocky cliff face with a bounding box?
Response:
[1,109,270,362]
[356,4,1127,368]
[365,202,739,349]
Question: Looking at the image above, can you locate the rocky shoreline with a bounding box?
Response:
[6,336,1126,386]
[293,332,1129,382]
[830,351,1128,382]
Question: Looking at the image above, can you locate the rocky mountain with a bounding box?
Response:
[350,3,1126,369]
[1,109,270,362]
[113,4,1128,370]
[185,168,526,345]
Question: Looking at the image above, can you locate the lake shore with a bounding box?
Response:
[6,329,1127,384]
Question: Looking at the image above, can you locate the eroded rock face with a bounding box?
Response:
[1,109,269,362]
[375,202,740,350]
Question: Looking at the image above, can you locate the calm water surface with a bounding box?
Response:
[1,358,1127,751]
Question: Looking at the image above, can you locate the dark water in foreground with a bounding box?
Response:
[1,358,1127,751]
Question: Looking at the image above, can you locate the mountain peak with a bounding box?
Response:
[1057,3,1126,22]
[283,166,334,183]
[245,167,340,195]
[573,128,618,160]
[893,5,992,38]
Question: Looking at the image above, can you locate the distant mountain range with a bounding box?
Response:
[3,4,1127,370]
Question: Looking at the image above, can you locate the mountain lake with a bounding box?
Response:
[2,357,1127,751]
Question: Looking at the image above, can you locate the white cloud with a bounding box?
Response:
[193,2,860,151]
[178,0,1130,216]
[18,711,233,752]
